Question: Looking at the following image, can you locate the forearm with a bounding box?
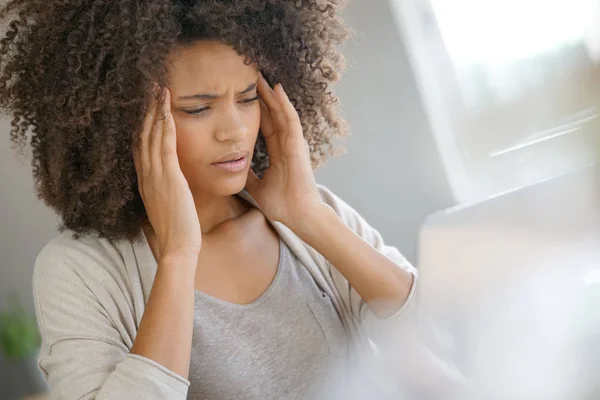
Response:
[294,205,414,318]
[130,252,197,378]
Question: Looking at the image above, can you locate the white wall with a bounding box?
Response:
[316,0,454,261]
[0,128,59,396]
[0,140,59,310]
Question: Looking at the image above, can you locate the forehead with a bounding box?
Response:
[167,40,258,93]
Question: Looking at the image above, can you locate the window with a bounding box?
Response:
[391,0,600,203]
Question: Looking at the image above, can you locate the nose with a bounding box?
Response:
[214,106,248,143]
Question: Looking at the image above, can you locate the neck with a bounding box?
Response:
[193,191,250,233]
[142,191,249,262]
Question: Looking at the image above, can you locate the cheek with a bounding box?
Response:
[245,105,261,139]
[173,117,212,165]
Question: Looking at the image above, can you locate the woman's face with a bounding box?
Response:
[166,40,261,199]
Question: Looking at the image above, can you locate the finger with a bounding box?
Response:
[259,99,275,137]
[139,89,159,176]
[259,99,282,162]
[161,88,180,173]
[149,87,166,175]
[132,147,143,194]
[273,84,308,158]
[245,168,261,197]
[274,84,303,137]
[257,73,289,135]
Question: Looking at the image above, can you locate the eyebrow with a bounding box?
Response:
[176,81,258,101]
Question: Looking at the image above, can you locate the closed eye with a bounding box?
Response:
[240,95,260,105]
[183,107,209,116]
[182,95,260,117]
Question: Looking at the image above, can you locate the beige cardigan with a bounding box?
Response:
[33,185,418,399]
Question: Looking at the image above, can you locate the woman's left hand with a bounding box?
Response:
[245,73,324,231]
[247,75,416,318]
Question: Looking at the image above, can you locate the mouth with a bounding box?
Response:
[211,150,250,173]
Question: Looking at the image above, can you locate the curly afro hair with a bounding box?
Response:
[0,0,350,241]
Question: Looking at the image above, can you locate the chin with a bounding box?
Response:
[208,173,249,197]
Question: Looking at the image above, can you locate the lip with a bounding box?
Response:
[212,150,251,164]
[211,150,250,173]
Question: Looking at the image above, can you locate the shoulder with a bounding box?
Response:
[36,230,125,273]
[316,184,353,216]
[37,230,117,259]
[34,230,133,299]
[33,231,140,349]
[316,184,413,268]
[316,184,372,234]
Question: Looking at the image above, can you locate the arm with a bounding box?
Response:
[130,85,202,379]
[33,240,192,400]
[35,86,202,399]
[245,74,417,324]
[130,252,197,378]
[292,202,415,319]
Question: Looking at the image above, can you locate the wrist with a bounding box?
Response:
[288,202,338,241]
[160,242,201,262]
[159,250,199,271]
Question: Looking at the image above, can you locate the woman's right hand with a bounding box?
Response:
[133,86,202,259]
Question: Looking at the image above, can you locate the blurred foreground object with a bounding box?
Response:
[417,163,600,399]
[0,295,48,397]
[0,296,40,361]
[584,2,600,61]
[321,164,600,399]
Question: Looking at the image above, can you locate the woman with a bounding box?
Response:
[0,0,417,398]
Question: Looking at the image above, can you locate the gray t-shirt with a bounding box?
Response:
[187,240,349,399]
